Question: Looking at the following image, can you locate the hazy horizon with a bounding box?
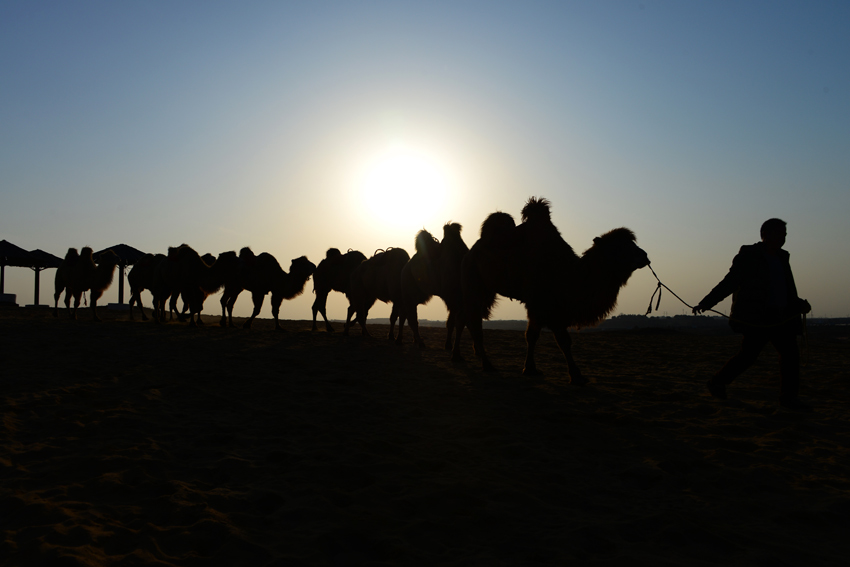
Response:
[3,2,848,321]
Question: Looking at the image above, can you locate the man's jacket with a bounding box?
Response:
[699,242,804,334]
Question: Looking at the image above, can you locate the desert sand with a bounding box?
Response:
[1,307,848,566]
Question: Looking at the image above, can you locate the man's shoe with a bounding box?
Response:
[707,379,727,400]
[780,398,813,412]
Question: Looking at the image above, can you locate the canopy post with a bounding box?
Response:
[1,264,5,294]
[118,264,126,304]
[34,268,40,305]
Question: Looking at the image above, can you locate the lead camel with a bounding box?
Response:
[462,197,650,383]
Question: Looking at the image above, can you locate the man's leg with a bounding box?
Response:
[771,331,801,403]
[708,331,769,398]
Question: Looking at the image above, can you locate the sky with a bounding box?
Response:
[2,1,849,323]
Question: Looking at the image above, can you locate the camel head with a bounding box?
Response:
[201,253,216,266]
[584,228,650,277]
[290,256,317,280]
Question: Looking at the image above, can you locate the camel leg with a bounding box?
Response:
[551,326,587,386]
[168,293,179,321]
[444,311,454,351]
[139,291,148,321]
[243,291,264,329]
[523,320,543,376]
[54,286,64,318]
[153,293,164,323]
[193,294,206,326]
[450,310,465,362]
[271,294,284,331]
[219,293,229,327]
[312,291,334,332]
[467,312,494,371]
[227,295,238,328]
[312,293,328,332]
[405,303,425,348]
[358,299,375,337]
[91,289,104,322]
[389,303,400,342]
[137,290,148,321]
[71,292,80,320]
[343,304,355,336]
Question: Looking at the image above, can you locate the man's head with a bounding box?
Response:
[761,218,787,251]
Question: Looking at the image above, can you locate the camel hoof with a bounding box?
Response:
[522,367,542,377]
[417,341,427,349]
[451,352,465,363]
[326,326,335,334]
[482,360,496,372]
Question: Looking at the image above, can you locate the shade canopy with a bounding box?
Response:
[95,243,146,266]
[0,240,62,304]
[28,249,63,269]
[0,239,35,267]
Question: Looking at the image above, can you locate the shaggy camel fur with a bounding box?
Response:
[344,247,410,339]
[399,223,469,358]
[311,248,367,332]
[219,248,316,330]
[462,197,650,383]
[127,253,165,321]
[53,247,120,321]
[173,246,239,327]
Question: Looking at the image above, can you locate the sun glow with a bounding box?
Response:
[354,145,451,230]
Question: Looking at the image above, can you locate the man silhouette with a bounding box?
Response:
[693,218,811,410]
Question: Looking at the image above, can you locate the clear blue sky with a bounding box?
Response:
[2,1,848,321]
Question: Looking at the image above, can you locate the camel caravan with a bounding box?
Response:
[52,197,650,382]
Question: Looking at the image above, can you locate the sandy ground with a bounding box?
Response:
[1,306,849,566]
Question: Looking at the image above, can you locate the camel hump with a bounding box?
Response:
[201,253,215,266]
[480,211,516,240]
[80,247,95,262]
[325,248,342,260]
[414,229,438,256]
[443,222,463,237]
[64,248,79,262]
[598,227,637,242]
[345,250,367,263]
[239,247,256,267]
[521,197,552,224]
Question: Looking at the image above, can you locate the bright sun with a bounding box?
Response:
[355,145,451,230]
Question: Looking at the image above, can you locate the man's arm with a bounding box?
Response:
[692,248,746,314]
